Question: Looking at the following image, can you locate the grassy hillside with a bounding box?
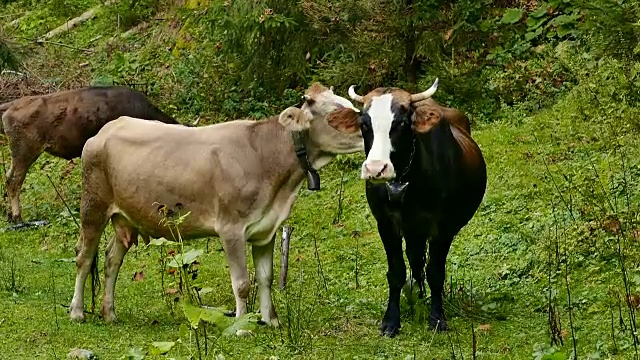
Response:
[1,1,640,359]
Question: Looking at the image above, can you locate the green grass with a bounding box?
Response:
[2,2,640,359]
[1,84,640,358]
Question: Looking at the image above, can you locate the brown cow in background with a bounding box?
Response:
[0,86,180,223]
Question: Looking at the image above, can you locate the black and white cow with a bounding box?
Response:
[326,79,487,336]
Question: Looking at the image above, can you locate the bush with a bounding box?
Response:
[107,0,162,29]
[0,31,21,72]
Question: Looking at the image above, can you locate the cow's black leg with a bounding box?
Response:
[404,230,427,299]
[377,219,405,337]
[425,233,453,331]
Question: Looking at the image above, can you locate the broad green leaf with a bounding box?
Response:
[526,16,547,30]
[542,352,567,360]
[149,341,175,355]
[500,9,523,24]
[182,249,204,264]
[525,27,543,41]
[182,301,203,329]
[198,287,214,295]
[556,24,575,37]
[222,313,259,337]
[549,14,579,27]
[530,5,549,18]
[179,323,190,339]
[148,238,177,247]
[120,347,146,360]
[168,249,203,268]
[200,307,225,325]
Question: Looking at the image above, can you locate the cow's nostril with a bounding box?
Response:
[376,163,388,178]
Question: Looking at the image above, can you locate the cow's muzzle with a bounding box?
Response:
[361,160,395,181]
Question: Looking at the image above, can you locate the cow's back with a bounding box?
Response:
[82,116,290,240]
[4,86,177,160]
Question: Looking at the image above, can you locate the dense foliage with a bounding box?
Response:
[3,0,639,122]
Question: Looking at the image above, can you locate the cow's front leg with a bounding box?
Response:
[377,219,405,337]
[251,238,278,326]
[426,233,453,331]
[403,228,428,300]
[5,145,41,224]
[221,235,249,318]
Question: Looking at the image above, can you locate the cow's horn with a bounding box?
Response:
[410,78,439,103]
[348,85,364,103]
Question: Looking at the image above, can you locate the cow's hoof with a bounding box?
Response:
[379,322,400,338]
[428,317,448,332]
[102,311,118,324]
[69,310,86,323]
[8,214,22,224]
[257,315,279,327]
[260,317,279,327]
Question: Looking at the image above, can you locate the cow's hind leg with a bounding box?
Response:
[221,233,250,319]
[69,212,108,321]
[102,214,138,323]
[378,219,405,337]
[5,143,41,223]
[251,238,278,326]
[425,230,454,331]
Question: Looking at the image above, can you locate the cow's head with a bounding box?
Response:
[296,83,364,156]
[325,79,440,182]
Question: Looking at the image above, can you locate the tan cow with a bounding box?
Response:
[69,83,363,326]
[0,86,180,223]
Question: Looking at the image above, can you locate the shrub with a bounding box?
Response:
[107,0,162,30]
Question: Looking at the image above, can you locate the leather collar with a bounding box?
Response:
[291,130,320,191]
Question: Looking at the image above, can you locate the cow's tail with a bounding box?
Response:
[90,252,100,313]
[148,104,180,125]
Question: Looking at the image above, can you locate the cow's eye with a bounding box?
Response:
[359,116,371,132]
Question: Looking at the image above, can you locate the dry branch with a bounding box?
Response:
[37,1,115,42]
[279,225,293,290]
[6,12,29,28]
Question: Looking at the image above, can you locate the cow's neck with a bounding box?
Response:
[412,122,462,191]
[304,117,351,170]
[296,135,335,172]
[257,117,336,186]
[290,130,322,191]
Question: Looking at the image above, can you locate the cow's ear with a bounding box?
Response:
[327,108,360,134]
[411,105,443,133]
[279,107,312,131]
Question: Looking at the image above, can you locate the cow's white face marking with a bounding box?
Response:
[364,94,394,161]
[360,94,397,180]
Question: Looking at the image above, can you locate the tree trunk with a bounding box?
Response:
[404,0,421,84]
